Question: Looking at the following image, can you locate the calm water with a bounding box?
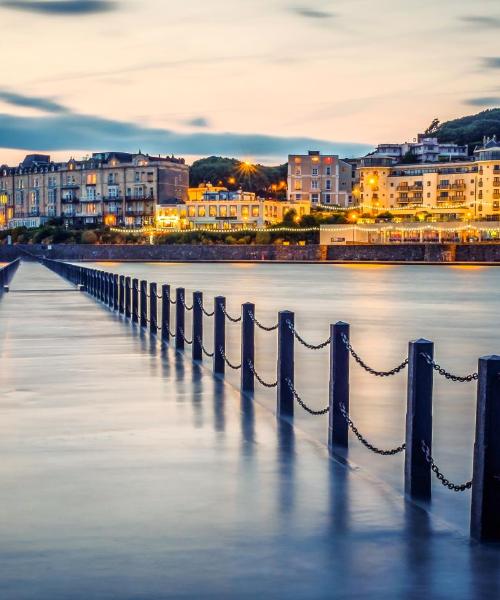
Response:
[83,261,500,533]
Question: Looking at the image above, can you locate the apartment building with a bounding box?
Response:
[370,135,468,164]
[358,137,500,221]
[156,186,310,230]
[0,151,189,229]
[287,151,353,207]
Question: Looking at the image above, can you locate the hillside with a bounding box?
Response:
[431,108,500,149]
[189,156,287,197]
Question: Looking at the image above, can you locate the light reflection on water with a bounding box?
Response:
[84,261,500,532]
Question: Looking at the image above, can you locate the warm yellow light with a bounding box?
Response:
[228,177,236,185]
[350,212,358,222]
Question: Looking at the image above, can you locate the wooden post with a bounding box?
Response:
[405,339,433,501]
[140,280,148,328]
[213,296,226,375]
[149,283,157,335]
[471,355,500,542]
[192,291,203,361]
[277,310,294,418]
[241,302,255,393]
[328,322,350,450]
[176,287,185,351]
[125,277,131,318]
[119,275,125,314]
[161,284,170,345]
[113,274,119,311]
[132,278,139,323]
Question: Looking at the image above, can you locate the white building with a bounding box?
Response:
[370,135,468,164]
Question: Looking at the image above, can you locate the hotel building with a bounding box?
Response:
[156,185,311,230]
[287,151,354,208]
[369,135,468,164]
[0,152,189,229]
[358,138,500,221]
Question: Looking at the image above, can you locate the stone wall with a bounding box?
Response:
[2,243,500,263]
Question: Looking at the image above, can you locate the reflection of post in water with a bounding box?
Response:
[328,460,351,538]
[403,503,432,600]
[469,545,500,600]
[191,363,204,429]
[240,392,255,456]
[212,378,226,433]
[277,419,296,517]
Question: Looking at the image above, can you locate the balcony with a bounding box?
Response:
[61,183,80,190]
[397,184,410,191]
[450,183,466,190]
[125,209,154,217]
[397,197,422,204]
[62,196,78,203]
[102,196,124,202]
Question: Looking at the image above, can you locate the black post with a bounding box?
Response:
[113,274,119,311]
[161,284,170,344]
[176,288,185,351]
[99,272,104,301]
[140,280,148,328]
[125,276,131,318]
[107,273,112,307]
[132,278,139,323]
[405,339,434,500]
[192,291,203,361]
[214,296,226,375]
[241,302,255,393]
[150,283,157,335]
[471,355,500,542]
[119,275,125,314]
[328,322,350,450]
[277,310,294,419]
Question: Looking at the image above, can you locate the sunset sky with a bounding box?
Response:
[0,0,499,165]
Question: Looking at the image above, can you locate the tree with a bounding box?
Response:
[424,118,440,136]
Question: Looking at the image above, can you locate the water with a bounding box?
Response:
[82,261,500,533]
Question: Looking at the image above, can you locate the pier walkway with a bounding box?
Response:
[1,261,499,599]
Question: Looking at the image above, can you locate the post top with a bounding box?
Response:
[479,355,500,361]
[411,338,433,344]
[334,321,350,327]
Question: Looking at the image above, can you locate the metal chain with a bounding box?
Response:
[340,404,406,456]
[221,304,242,323]
[197,336,214,357]
[179,328,193,345]
[219,347,242,370]
[248,311,279,332]
[341,333,409,377]
[420,353,478,383]
[286,320,330,350]
[285,378,329,415]
[197,297,215,317]
[247,360,278,388]
[180,295,193,311]
[421,441,472,491]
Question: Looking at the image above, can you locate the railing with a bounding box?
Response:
[0,258,20,291]
[39,257,500,543]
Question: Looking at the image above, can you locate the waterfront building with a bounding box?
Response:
[369,135,468,164]
[358,137,500,221]
[0,152,189,229]
[156,185,310,230]
[287,151,353,207]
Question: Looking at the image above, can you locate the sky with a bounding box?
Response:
[0,0,499,166]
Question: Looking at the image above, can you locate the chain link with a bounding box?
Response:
[197,296,215,317]
[285,378,329,415]
[340,404,406,455]
[341,333,409,377]
[179,328,193,345]
[421,441,472,491]
[180,295,193,311]
[197,336,214,357]
[248,311,279,332]
[420,353,478,383]
[221,304,242,323]
[219,347,242,370]
[247,360,278,388]
[286,320,330,350]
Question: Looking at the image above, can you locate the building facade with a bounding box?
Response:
[358,138,500,221]
[287,151,353,207]
[370,135,468,164]
[156,186,310,230]
[0,152,189,229]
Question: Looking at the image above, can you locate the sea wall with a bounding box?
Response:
[3,243,500,263]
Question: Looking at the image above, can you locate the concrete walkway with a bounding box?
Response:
[1,261,499,600]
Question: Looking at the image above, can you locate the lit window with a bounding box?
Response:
[241,205,249,217]
[86,173,97,185]
[188,206,196,217]
[209,205,217,217]
[229,205,237,217]
[198,206,206,217]
[252,206,260,217]
[219,205,227,217]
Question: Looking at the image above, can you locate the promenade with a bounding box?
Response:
[1,261,500,599]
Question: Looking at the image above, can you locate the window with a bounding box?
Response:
[229,205,237,217]
[294,181,302,191]
[295,194,302,200]
[108,186,119,198]
[325,166,331,176]
[219,205,228,218]
[241,205,249,218]
[252,206,260,217]
[87,187,96,200]
[324,193,331,203]
[209,205,217,217]
[294,167,301,176]
[188,206,196,217]
[311,193,319,203]
[134,172,140,183]
[311,180,319,190]
[198,206,206,217]
[325,179,332,190]
[86,173,97,185]
[312,168,318,176]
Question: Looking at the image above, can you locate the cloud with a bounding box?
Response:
[460,15,500,29]
[480,57,500,70]
[0,91,68,114]
[0,0,117,15]
[0,96,370,159]
[290,6,335,19]
[185,117,211,128]
[464,96,500,107]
